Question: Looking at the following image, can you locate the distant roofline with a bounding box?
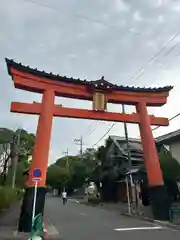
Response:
[108,135,141,143]
[156,129,180,144]
[108,129,180,145]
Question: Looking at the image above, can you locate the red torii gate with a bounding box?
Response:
[5,58,173,232]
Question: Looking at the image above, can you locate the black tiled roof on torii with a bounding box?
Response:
[5,58,173,93]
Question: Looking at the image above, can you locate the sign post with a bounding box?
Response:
[29,169,43,240]
[126,175,131,215]
[32,181,38,225]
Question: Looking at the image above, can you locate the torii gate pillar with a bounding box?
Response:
[19,89,55,232]
[137,102,170,219]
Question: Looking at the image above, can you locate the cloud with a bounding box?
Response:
[1,0,180,164]
[113,0,130,12]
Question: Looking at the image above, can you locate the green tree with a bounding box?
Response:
[68,160,87,190]
[56,155,79,168]
[6,156,29,188]
[159,151,180,182]
[18,129,35,157]
[46,165,70,189]
[47,154,94,193]
[0,128,35,186]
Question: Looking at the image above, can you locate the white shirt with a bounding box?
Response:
[62,192,67,198]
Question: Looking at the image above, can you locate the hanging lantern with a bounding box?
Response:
[93,91,107,111]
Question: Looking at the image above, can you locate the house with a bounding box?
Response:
[103,135,144,176]
[104,130,180,175]
[156,129,180,164]
[101,130,180,202]
[100,136,144,202]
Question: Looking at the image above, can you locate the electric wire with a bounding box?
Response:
[90,28,180,147]
[91,112,180,148]
[152,112,180,131]
[18,0,141,35]
[128,29,180,83]
[16,0,180,148]
[91,123,116,148]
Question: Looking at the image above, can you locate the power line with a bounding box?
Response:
[20,0,180,148]
[128,29,180,83]
[23,0,180,84]
[86,24,180,142]
[83,121,99,138]
[91,123,115,148]
[16,1,141,147]
[18,0,141,35]
[90,28,180,147]
[152,112,180,131]
[92,111,180,148]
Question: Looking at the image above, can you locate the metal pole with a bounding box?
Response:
[63,148,69,168]
[126,175,131,214]
[66,148,69,168]
[32,181,38,226]
[74,136,83,156]
[80,136,83,156]
[122,104,134,207]
[12,129,21,188]
[122,104,131,167]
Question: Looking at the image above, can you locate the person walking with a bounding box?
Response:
[62,190,67,205]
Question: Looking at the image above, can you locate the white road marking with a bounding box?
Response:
[46,224,59,236]
[114,226,163,231]
[68,199,80,203]
[28,237,42,240]
[80,212,86,216]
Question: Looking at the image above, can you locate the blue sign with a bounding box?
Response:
[33,169,41,178]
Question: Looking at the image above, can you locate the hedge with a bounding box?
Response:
[0,187,20,211]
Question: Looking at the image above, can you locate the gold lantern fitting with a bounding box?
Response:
[93,91,107,111]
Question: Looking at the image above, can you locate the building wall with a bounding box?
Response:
[169,141,180,164]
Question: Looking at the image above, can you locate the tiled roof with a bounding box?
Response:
[108,136,141,143]
[109,130,180,145]
[156,129,180,143]
[5,58,173,93]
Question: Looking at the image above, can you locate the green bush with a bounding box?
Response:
[88,196,101,205]
[0,187,19,211]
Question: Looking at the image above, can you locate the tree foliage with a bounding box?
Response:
[45,140,180,200]
[47,149,98,193]
[6,156,30,188]
[47,165,70,189]
[159,151,180,182]
[0,127,35,186]
[0,128,14,144]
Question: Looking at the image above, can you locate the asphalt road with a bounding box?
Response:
[44,197,180,240]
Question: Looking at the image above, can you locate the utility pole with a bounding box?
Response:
[122,104,134,213]
[62,148,69,168]
[122,104,131,168]
[63,148,68,157]
[12,129,21,189]
[74,136,83,156]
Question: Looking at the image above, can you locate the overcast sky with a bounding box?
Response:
[1,0,180,164]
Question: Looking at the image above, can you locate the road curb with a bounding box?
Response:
[122,213,180,231]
